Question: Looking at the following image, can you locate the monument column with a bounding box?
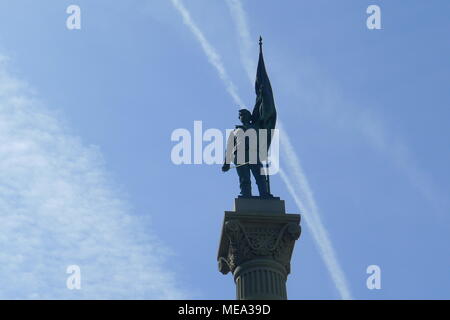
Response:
[217,197,301,300]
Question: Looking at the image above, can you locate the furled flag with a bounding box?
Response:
[252,37,277,158]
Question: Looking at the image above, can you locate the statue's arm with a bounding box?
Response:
[222,131,235,172]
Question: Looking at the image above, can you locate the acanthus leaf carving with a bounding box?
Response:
[220,219,301,274]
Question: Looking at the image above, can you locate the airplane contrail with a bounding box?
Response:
[278,124,352,299]
[171,0,352,299]
[170,0,244,107]
[226,0,353,299]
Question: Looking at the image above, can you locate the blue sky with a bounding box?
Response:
[0,0,449,299]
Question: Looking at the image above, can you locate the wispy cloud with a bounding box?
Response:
[170,0,244,107]
[225,0,353,299]
[349,104,444,214]
[0,56,187,299]
[279,54,445,215]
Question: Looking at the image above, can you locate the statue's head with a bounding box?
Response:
[238,109,252,125]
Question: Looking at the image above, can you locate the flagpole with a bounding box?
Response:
[259,36,271,197]
[266,162,271,196]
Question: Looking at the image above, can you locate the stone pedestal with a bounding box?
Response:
[217,197,301,300]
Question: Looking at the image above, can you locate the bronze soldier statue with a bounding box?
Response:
[222,109,270,197]
[221,37,277,198]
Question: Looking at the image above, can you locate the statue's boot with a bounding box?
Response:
[239,183,252,198]
[256,178,272,198]
[237,163,252,197]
